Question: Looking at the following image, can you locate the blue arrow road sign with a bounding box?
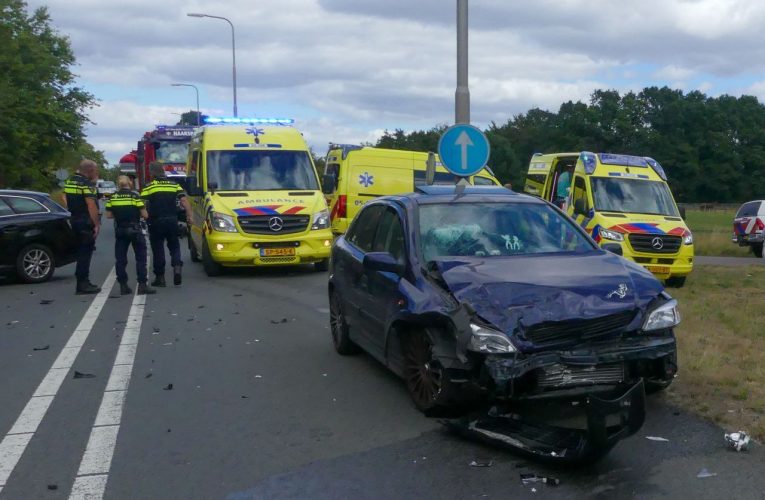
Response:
[437,124,490,177]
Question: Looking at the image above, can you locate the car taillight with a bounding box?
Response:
[331,195,347,220]
[755,218,765,231]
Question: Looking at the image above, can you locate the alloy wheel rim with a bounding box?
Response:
[404,333,442,407]
[23,249,51,279]
[329,295,343,345]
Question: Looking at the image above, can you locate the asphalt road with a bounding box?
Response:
[1,224,764,499]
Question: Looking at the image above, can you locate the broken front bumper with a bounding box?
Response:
[444,379,647,463]
[480,335,677,399]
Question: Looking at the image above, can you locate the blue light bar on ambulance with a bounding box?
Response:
[204,117,294,125]
[580,151,597,174]
[644,157,668,180]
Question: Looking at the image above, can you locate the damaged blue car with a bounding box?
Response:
[328,185,679,461]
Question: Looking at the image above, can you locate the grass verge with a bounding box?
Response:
[667,264,765,439]
[685,209,753,257]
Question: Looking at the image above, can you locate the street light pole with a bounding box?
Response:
[187,13,238,117]
[171,83,200,125]
[455,0,470,124]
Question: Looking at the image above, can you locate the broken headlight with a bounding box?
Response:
[468,323,516,354]
[642,299,681,331]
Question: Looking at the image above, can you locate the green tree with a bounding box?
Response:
[0,0,96,189]
[176,110,207,126]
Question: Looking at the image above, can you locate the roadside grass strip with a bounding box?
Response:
[668,265,765,439]
[686,209,752,257]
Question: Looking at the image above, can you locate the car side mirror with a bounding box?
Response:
[602,243,623,256]
[322,173,337,195]
[363,252,403,275]
[207,182,218,193]
[574,198,586,216]
[678,206,687,220]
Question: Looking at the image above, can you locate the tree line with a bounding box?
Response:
[375,87,765,203]
[0,1,103,190]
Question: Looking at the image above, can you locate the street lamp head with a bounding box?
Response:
[187,13,206,17]
[171,83,183,87]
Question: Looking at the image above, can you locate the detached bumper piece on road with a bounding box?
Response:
[443,380,646,464]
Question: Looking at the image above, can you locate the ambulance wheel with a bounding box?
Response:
[314,259,329,272]
[201,238,223,277]
[753,243,763,258]
[665,276,686,288]
[188,236,201,263]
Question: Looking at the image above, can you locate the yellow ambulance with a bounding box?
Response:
[523,152,693,286]
[322,145,499,234]
[184,118,333,276]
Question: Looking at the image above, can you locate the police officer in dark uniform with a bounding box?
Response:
[105,176,156,295]
[62,160,101,294]
[141,163,192,287]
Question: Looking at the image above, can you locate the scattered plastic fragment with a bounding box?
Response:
[47,484,58,490]
[271,318,288,324]
[520,473,560,487]
[241,395,249,399]
[645,436,669,442]
[40,299,54,305]
[7,320,19,325]
[153,327,160,333]
[234,293,242,297]
[469,459,494,467]
[162,342,173,346]
[697,468,717,478]
[163,383,173,391]
[724,431,751,452]
[73,371,95,379]
[145,373,153,379]
[33,345,50,351]
[197,305,205,309]
[108,294,120,299]
[254,375,263,379]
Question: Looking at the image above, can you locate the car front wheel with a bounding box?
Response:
[16,244,55,283]
[402,329,457,414]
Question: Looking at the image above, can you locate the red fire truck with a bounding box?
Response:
[121,125,195,190]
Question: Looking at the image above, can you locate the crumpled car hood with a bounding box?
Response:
[433,252,663,349]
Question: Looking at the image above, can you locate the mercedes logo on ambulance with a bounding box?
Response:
[651,237,664,250]
[268,216,284,232]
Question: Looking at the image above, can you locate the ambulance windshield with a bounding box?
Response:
[591,177,679,216]
[206,150,319,191]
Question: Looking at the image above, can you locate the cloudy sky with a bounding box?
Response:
[27,0,765,165]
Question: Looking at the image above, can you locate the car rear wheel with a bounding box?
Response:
[16,244,55,283]
[329,291,360,355]
[201,238,223,276]
[314,259,329,272]
[665,276,686,288]
[402,329,454,413]
[753,243,763,258]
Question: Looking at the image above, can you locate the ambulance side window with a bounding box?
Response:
[571,176,589,213]
[189,151,199,177]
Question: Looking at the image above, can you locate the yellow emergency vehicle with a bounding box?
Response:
[184,118,333,276]
[523,152,693,286]
[322,145,499,234]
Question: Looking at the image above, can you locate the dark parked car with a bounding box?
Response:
[0,190,78,283]
[328,185,679,460]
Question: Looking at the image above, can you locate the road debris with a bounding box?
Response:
[145,372,153,378]
[241,395,249,399]
[73,371,95,379]
[469,459,494,467]
[697,468,718,478]
[234,293,242,297]
[645,436,669,442]
[724,431,751,451]
[520,473,560,487]
[39,299,54,305]
[32,345,50,351]
[163,383,173,391]
[254,375,263,379]
[153,327,160,333]
[270,318,289,324]
[47,484,58,490]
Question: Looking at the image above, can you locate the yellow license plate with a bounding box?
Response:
[260,248,296,257]
[645,265,671,275]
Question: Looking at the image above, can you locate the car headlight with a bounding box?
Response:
[642,299,681,331]
[210,212,238,233]
[683,233,693,245]
[468,323,516,354]
[599,228,624,241]
[311,209,330,230]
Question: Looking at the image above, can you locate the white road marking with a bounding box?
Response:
[0,269,116,490]
[70,291,147,499]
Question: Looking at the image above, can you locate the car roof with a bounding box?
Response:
[0,190,48,197]
[388,185,545,206]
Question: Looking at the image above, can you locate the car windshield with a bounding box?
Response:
[99,181,115,188]
[206,150,319,191]
[591,177,679,216]
[156,141,189,163]
[418,202,595,261]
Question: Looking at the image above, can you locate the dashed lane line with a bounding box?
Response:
[0,269,117,495]
[69,289,147,500]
